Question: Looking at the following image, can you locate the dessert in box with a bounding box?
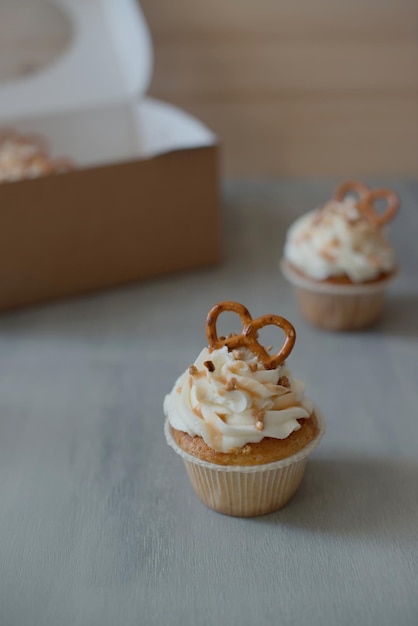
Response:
[281,181,399,331]
[0,129,72,183]
[164,301,324,517]
[0,0,219,311]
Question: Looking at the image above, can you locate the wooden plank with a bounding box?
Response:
[149,41,418,96]
[140,0,418,176]
[141,0,418,41]
[171,96,418,176]
[1,180,418,625]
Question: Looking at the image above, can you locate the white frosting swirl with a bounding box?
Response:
[283,197,396,282]
[163,346,313,453]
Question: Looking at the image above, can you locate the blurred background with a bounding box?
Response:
[141,0,418,178]
[0,0,417,308]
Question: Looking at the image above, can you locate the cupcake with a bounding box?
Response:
[281,181,399,330]
[164,301,324,517]
[0,129,73,184]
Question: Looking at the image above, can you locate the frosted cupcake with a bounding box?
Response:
[164,301,324,517]
[281,181,399,330]
[0,129,73,184]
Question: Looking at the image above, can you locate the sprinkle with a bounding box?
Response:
[188,364,198,375]
[203,360,215,372]
[249,362,258,372]
[278,375,290,388]
[225,377,237,391]
[253,408,265,430]
[319,248,335,262]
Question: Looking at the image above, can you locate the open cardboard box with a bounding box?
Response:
[0,0,220,311]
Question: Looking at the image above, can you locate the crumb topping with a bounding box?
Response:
[253,408,265,430]
[224,377,238,391]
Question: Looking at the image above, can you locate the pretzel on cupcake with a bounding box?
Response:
[334,181,399,227]
[206,301,296,370]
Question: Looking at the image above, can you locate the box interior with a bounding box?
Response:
[0,0,216,169]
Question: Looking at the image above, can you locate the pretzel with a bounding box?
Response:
[334,181,399,227]
[206,301,296,370]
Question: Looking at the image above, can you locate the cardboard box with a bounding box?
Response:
[0,0,220,310]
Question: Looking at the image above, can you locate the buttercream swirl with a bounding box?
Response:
[283,197,396,282]
[163,346,313,453]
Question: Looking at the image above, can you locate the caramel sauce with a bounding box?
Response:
[192,404,203,419]
[272,391,300,410]
[188,367,206,380]
[231,377,262,398]
[204,421,223,450]
[319,248,336,262]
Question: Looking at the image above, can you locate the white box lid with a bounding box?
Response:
[0,0,153,121]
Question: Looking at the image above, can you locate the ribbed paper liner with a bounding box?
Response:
[164,410,324,517]
[281,259,397,330]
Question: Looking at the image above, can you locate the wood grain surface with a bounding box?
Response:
[0,180,417,626]
[141,0,418,177]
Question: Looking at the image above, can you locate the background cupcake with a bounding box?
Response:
[281,181,399,331]
[164,301,324,517]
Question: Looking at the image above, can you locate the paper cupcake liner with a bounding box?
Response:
[164,410,324,517]
[281,260,397,330]
[280,259,397,295]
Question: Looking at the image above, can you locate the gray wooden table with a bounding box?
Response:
[1,181,417,626]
